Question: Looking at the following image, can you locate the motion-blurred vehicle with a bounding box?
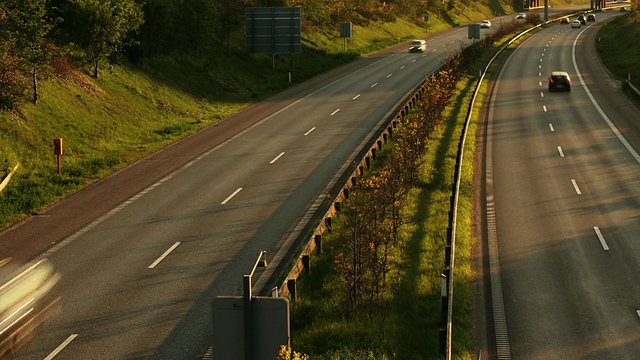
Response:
[587,13,596,21]
[548,71,572,92]
[560,17,570,24]
[480,20,492,28]
[408,39,426,53]
[516,13,526,19]
[0,259,60,356]
[571,20,581,28]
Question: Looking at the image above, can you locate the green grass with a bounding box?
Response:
[596,13,640,89]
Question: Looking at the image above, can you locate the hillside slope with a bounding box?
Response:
[0,0,592,230]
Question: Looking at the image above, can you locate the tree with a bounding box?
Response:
[0,41,28,110]
[4,0,58,105]
[68,0,143,78]
[217,0,247,55]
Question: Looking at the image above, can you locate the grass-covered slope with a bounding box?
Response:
[0,1,522,230]
[596,13,640,89]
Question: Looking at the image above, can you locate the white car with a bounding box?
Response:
[571,20,581,28]
[480,20,492,28]
[408,39,427,53]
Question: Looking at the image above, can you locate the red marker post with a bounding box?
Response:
[53,138,63,174]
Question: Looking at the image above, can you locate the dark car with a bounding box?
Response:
[548,71,571,92]
[577,15,587,25]
[560,17,570,24]
[587,13,596,22]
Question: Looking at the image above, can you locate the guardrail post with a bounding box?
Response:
[302,254,310,274]
[314,234,322,254]
[444,246,451,268]
[287,279,297,301]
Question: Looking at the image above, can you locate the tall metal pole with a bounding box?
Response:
[544,0,549,22]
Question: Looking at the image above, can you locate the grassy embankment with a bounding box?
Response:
[0,1,516,231]
[595,11,640,101]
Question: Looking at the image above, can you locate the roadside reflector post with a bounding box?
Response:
[53,138,63,175]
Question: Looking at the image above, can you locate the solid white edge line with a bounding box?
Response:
[44,334,78,360]
[557,146,565,157]
[148,242,181,269]
[593,227,610,251]
[485,37,515,360]
[270,152,285,164]
[571,179,582,194]
[572,26,640,165]
[304,127,316,135]
[221,187,243,205]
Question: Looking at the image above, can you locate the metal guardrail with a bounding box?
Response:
[263,75,436,299]
[0,163,19,194]
[258,9,599,359]
[627,78,640,96]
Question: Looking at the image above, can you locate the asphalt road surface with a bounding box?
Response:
[1,17,500,360]
[483,9,640,359]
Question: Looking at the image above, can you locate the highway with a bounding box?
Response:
[1,17,491,360]
[484,10,640,359]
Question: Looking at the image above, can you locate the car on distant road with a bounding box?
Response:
[480,20,492,28]
[587,13,596,21]
[516,13,526,19]
[548,71,572,92]
[408,39,426,53]
[571,20,581,28]
[620,6,627,12]
[560,17,570,24]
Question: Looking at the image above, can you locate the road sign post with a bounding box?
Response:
[53,138,63,175]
